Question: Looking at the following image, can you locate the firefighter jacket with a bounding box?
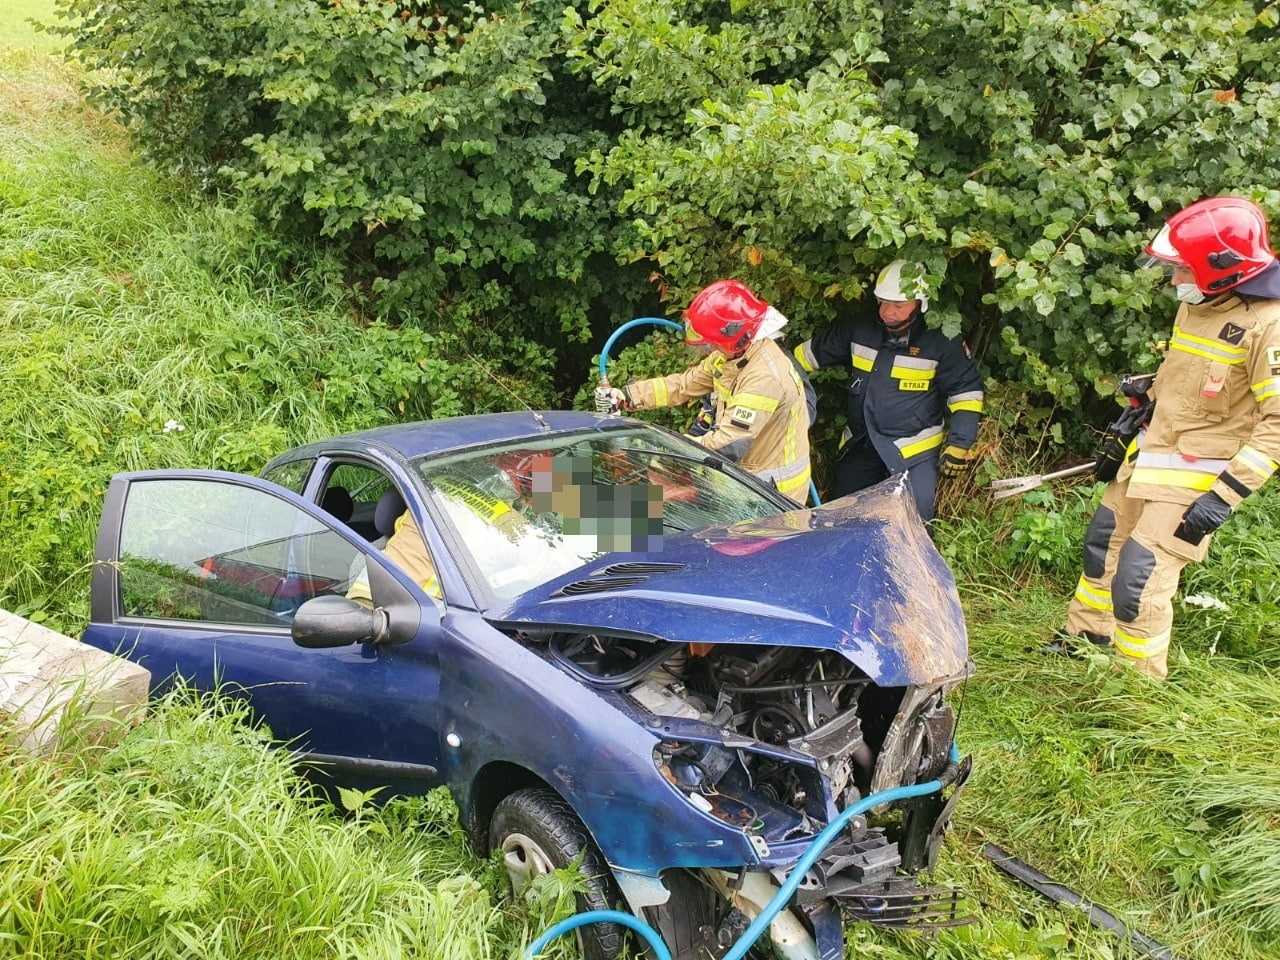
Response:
[793,311,984,472]
[626,338,812,501]
[348,510,441,604]
[1121,293,1280,509]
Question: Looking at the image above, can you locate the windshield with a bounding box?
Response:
[416,427,781,599]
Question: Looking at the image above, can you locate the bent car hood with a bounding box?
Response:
[488,478,967,687]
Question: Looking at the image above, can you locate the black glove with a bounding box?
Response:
[1093,437,1127,482]
[939,445,973,480]
[687,396,716,437]
[1094,400,1155,482]
[1109,400,1154,438]
[1174,490,1232,544]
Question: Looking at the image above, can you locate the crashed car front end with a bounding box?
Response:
[487,479,974,958]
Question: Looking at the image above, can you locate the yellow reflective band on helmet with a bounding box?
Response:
[1129,467,1218,491]
[1170,327,1248,363]
[1251,376,1280,402]
[1114,625,1170,659]
[1234,445,1279,481]
[794,341,818,373]
[725,392,779,413]
[1073,576,1113,612]
[896,427,945,460]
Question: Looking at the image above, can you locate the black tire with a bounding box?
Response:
[489,786,625,960]
[642,869,720,960]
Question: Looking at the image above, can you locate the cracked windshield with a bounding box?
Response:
[416,428,780,597]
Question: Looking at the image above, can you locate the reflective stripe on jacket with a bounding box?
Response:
[627,339,812,500]
[1122,294,1280,507]
[794,310,984,472]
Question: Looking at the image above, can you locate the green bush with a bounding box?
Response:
[55,0,1280,458]
[55,0,655,345]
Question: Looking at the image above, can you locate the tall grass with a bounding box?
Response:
[0,33,413,632]
[0,688,581,960]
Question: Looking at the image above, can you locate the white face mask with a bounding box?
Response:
[1175,283,1206,304]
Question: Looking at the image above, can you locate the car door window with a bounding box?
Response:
[117,477,363,628]
[324,463,395,541]
[261,458,313,495]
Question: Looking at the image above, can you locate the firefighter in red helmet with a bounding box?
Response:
[1053,197,1280,679]
[605,280,813,503]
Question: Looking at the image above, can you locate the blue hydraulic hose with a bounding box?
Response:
[719,777,948,960]
[598,317,685,382]
[525,748,963,960]
[525,909,673,960]
[598,316,822,507]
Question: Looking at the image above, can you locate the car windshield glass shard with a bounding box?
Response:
[118,478,363,626]
[416,427,779,598]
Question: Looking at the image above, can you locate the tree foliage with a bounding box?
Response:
[56,0,655,352]
[54,0,1280,438]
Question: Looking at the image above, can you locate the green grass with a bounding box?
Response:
[2,5,1279,960]
[0,688,582,960]
[0,0,61,54]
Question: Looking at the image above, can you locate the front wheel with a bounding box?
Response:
[489,786,625,960]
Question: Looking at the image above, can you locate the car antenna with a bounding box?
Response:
[464,351,551,432]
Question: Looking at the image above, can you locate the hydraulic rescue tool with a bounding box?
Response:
[988,374,1156,500]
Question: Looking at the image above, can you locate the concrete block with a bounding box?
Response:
[0,609,151,756]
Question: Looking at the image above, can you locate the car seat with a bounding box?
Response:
[320,485,354,524]
[373,487,407,549]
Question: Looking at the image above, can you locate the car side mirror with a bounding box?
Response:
[292,595,391,649]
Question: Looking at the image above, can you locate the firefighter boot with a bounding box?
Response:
[1042,629,1113,657]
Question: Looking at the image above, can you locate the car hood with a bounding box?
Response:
[486,477,967,687]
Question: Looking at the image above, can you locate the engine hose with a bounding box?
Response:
[599,317,822,507]
[525,745,964,960]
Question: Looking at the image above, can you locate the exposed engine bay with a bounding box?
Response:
[526,630,973,934]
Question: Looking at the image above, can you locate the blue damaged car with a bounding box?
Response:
[84,411,973,960]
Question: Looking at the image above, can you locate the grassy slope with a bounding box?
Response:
[0,0,60,54]
[3,6,1279,960]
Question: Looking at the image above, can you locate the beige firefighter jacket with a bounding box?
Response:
[627,338,812,501]
[1121,293,1280,508]
[347,509,441,604]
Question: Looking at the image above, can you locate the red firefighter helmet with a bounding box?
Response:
[683,280,769,354]
[1144,197,1276,294]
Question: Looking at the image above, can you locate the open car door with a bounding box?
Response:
[83,469,444,791]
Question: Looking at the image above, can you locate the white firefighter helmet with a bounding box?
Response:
[874,260,929,313]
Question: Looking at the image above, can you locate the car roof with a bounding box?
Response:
[275,411,630,464]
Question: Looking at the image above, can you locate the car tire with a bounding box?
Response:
[490,786,625,960]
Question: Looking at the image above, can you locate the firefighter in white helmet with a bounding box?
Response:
[794,260,984,522]
[1053,197,1280,679]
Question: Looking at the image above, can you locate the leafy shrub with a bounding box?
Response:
[55,0,655,347]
